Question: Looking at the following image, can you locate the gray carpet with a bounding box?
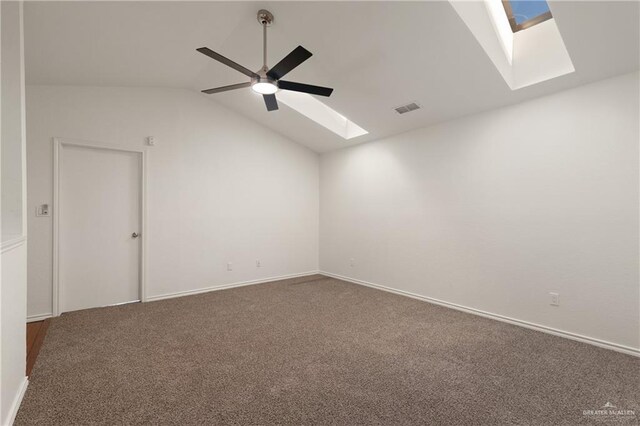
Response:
[16,275,639,425]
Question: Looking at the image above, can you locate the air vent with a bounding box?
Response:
[394,102,421,115]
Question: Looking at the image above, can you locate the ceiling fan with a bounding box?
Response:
[197,9,333,112]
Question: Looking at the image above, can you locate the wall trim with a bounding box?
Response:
[146,271,320,302]
[4,377,28,426]
[320,271,640,358]
[27,313,52,323]
[1,235,26,254]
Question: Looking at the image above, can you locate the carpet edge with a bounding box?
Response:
[145,270,321,302]
[320,271,640,358]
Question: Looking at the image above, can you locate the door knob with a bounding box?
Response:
[132,232,139,238]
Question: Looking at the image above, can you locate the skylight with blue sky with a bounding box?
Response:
[503,0,552,32]
[508,0,551,25]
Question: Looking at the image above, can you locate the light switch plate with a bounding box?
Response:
[36,204,50,217]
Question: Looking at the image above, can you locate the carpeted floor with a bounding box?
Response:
[16,275,639,425]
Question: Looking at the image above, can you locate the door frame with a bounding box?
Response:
[52,137,148,316]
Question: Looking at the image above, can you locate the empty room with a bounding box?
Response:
[1,0,639,424]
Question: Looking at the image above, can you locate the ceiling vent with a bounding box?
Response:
[394,102,421,115]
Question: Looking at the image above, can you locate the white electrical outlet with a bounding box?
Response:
[256,260,262,268]
[550,292,559,306]
[350,258,355,267]
[146,136,155,146]
[227,262,233,271]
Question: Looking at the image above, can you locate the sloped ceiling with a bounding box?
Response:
[24,1,639,152]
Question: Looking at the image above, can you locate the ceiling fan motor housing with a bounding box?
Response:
[253,67,277,86]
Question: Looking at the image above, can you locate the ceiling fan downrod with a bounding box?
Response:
[257,9,274,70]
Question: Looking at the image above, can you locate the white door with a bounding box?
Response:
[59,144,141,313]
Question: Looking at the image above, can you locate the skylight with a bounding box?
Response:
[451,0,574,90]
[503,0,552,32]
[276,91,368,140]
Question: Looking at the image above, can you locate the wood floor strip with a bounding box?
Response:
[26,322,42,355]
[26,319,50,376]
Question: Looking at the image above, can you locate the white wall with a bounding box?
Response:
[26,86,319,318]
[1,244,27,426]
[1,0,24,242]
[1,1,29,424]
[320,72,639,352]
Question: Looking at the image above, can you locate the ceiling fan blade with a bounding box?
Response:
[266,46,312,80]
[263,94,279,111]
[278,80,334,97]
[197,47,258,79]
[201,82,252,94]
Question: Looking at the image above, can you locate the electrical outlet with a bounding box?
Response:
[227,262,233,271]
[549,292,559,306]
[256,260,262,268]
[350,258,355,267]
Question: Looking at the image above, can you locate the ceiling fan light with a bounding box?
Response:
[252,81,278,95]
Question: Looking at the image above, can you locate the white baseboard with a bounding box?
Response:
[320,271,640,358]
[146,271,321,302]
[4,377,28,426]
[27,313,52,323]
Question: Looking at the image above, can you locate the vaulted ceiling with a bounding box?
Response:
[24,1,639,152]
